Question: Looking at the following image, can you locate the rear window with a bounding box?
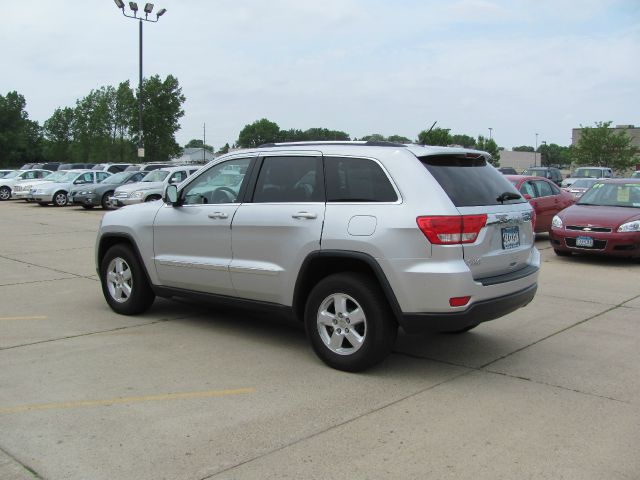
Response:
[419,155,525,207]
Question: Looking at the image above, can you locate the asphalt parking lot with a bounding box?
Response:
[1,200,639,480]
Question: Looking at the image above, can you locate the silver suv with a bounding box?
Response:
[96,142,539,371]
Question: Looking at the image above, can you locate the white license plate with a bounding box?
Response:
[502,226,520,250]
[576,236,594,248]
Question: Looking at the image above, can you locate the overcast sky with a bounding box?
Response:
[2,0,638,150]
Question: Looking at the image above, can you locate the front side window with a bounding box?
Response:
[533,180,553,197]
[325,157,398,202]
[183,158,252,205]
[96,172,111,182]
[169,171,187,184]
[253,156,323,203]
[519,181,536,197]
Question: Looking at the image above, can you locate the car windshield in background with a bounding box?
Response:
[631,171,640,178]
[571,179,599,189]
[42,172,69,182]
[419,155,525,207]
[574,168,605,178]
[101,172,129,184]
[522,169,547,177]
[578,183,640,208]
[3,171,22,179]
[142,170,169,182]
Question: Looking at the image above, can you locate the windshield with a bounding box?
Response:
[142,170,169,182]
[571,179,598,189]
[3,171,22,179]
[574,168,605,178]
[101,172,129,184]
[578,183,640,208]
[40,171,68,182]
[522,168,548,177]
[631,171,640,178]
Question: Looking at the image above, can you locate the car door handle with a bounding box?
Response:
[208,212,228,219]
[292,212,317,219]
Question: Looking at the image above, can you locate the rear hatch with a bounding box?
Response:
[419,154,534,280]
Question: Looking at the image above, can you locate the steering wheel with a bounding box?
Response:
[211,187,236,203]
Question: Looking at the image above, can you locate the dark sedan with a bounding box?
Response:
[68,171,147,209]
[506,175,575,233]
[549,179,640,258]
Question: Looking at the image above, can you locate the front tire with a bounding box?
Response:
[101,191,114,209]
[305,272,397,372]
[100,244,155,315]
[0,186,11,201]
[53,191,68,207]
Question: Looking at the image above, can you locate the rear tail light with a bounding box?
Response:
[416,214,487,245]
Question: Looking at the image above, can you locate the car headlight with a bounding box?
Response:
[551,215,563,228]
[130,191,145,199]
[618,220,640,232]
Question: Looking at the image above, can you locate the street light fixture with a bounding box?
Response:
[535,133,539,167]
[488,127,493,140]
[113,0,167,160]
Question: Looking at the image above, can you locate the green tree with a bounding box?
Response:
[537,143,570,167]
[476,135,500,166]
[134,75,185,162]
[417,127,452,146]
[571,121,637,171]
[513,145,535,152]
[0,91,43,167]
[386,135,412,144]
[217,143,230,155]
[237,118,281,148]
[450,134,476,148]
[361,133,387,142]
[303,128,349,141]
[185,139,213,152]
[43,107,74,162]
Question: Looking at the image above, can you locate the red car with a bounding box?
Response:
[549,179,640,258]
[506,175,575,233]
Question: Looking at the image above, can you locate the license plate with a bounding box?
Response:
[576,236,594,248]
[502,226,520,250]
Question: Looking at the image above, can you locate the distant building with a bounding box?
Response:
[498,150,538,173]
[173,147,216,165]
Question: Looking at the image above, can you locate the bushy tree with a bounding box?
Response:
[0,91,43,166]
[417,127,452,146]
[450,134,476,148]
[538,143,570,167]
[571,121,637,171]
[476,135,500,166]
[43,107,74,162]
[237,118,281,148]
[512,145,534,152]
[185,139,213,152]
[135,75,185,162]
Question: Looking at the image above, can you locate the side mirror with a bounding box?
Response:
[523,194,532,200]
[165,184,179,206]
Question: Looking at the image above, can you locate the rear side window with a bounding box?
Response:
[533,180,553,197]
[420,155,525,207]
[253,156,323,202]
[325,157,397,202]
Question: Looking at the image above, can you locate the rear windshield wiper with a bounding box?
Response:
[496,192,521,203]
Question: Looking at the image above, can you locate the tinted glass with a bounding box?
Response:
[533,180,553,197]
[325,157,397,202]
[578,183,640,208]
[519,181,536,197]
[574,168,606,178]
[420,155,525,207]
[183,158,251,205]
[143,170,169,182]
[253,156,323,203]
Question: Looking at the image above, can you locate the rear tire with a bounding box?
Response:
[304,272,397,372]
[554,249,572,257]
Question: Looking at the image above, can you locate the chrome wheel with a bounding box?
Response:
[317,293,367,355]
[53,191,68,207]
[106,257,133,303]
[0,186,10,201]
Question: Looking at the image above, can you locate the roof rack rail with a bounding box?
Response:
[256,140,408,148]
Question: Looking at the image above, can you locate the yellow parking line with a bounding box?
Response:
[0,315,47,321]
[0,388,255,414]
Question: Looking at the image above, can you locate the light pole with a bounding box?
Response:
[113,1,167,160]
[488,127,493,140]
[534,133,539,167]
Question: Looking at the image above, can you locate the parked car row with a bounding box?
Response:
[0,164,199,209]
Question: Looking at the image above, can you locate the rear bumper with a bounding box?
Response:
[400,283,537,333]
